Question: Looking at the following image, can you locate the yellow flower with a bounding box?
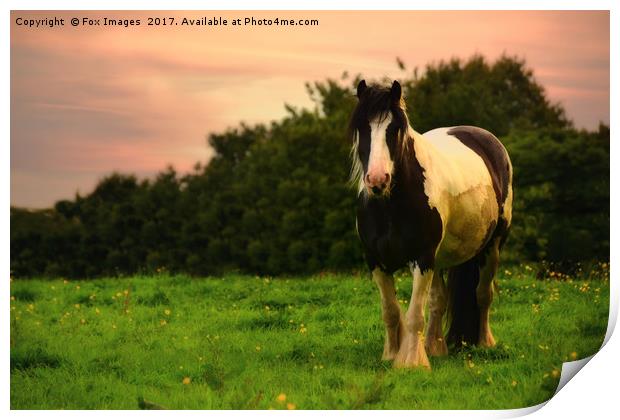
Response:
[276,393,286,402]
[286,403,296,410]
[551,369,560,378]
[160,319,167,326]
[164,309,171,316]
[570,352,578,360]
[511,380,517,387]
[182,377,191,385]
[10,296,15,301]
[256,345,261,351]
[80,319,86,325]
[95,308,100,314]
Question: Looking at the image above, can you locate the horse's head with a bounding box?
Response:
[349,80,409,197]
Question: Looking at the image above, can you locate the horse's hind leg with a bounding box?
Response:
[477,237,501,348]
[372,268,404,360]
[426,271,448,356]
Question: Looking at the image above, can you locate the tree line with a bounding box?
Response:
[10,55,609,278]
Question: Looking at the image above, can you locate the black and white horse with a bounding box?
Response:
[350,80,513,369]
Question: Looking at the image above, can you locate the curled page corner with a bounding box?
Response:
[555,355,594,395]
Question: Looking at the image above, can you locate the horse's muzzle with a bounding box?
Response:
[365,172,391,196]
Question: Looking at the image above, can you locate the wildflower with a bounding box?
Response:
[75,304,80,309]
[551,369,560,378]
[511,380,517,387]
[10,296,15,301]
[95,308,100,314]
[182,377,191,385]
[75,285,80,290]
[164,309,171,316]
[112,324,117,329]
[287,403,296,410]
[123,290,129,295]
[570,352,578,360]
[160,319,167,326]
[63,279,69,284]
[300,327,307,334]
[256,345,262,351]
[276,393,286,402]
[80,319,86,325]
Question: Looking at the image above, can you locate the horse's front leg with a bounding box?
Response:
[373,268,404,360]
[394,263,433,369]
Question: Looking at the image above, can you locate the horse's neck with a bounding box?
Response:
[390,127,434,201]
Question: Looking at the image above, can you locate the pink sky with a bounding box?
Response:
[11,10,609,208]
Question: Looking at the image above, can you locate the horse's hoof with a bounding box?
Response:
[393,357,431,370]
[425,337,448,357]
[394,344,431,369]
[478,331,496,348]
[478,337,496,348]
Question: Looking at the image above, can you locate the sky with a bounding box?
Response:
[10,10,609,208]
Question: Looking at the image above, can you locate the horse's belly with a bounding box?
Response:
[435,184,498,268]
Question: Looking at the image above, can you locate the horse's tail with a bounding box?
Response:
[445,257,480,348]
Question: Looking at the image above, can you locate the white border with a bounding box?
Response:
[4,1,617,419]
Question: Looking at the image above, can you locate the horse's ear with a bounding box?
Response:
[390,80,402,103]
[356,80,367,99]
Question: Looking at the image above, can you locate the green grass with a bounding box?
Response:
[10,270,609,410]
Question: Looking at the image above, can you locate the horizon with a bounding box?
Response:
[11,10,610,208]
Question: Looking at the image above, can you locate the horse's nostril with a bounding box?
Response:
[384,173,390,183]
[372,186,382,195]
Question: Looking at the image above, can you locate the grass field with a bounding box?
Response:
[10,268,609,410]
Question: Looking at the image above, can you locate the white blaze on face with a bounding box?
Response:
[366,115,394,187]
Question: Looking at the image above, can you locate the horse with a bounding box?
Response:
[349,80,513,369]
